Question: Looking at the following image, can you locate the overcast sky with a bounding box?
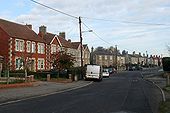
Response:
[0,0,170,57]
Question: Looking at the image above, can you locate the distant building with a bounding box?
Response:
[92,47,117,68]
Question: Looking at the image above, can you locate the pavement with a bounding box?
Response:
[144,72,170,101]
[0,80,92,104]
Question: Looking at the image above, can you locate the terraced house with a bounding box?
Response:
[0,19,91,72]
[0,19,46,72]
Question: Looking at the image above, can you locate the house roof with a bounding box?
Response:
[83,44,87,49]
[57,36,72,48]
[93,50,116,55]
[71,42,81,49]
[42,32,56,44]
[0,18,45,42]
[83,44,90,52]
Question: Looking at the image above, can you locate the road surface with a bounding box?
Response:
[0,71,162,113]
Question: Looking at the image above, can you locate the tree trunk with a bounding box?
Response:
[25,69,27,82]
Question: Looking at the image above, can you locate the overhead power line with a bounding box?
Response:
[82,22,112,45]
[82,17,170,27]
[30,0,78,19]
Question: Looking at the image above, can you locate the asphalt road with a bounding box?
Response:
[0,71,162,113]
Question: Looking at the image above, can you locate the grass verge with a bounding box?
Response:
[159,99,170,113]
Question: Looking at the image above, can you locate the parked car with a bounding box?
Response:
[102,68,110,77]
[108,67,117,74]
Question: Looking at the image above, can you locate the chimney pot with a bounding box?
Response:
[59,32,66,39]
[39,25,47,36]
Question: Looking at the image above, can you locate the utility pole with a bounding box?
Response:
[79,16,83,79]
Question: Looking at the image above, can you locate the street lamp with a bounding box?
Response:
[81,30,93,68]
[82,30,93,33]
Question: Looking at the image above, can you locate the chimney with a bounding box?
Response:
[133,51,135,55]
[26,24,32,30]
[39,25,47,36]
[68,39,71,42]
[59,32,65,39]
[91,46,94,53]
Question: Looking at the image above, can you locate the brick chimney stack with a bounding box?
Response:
[39,25,47,36]
[59,32,65,39]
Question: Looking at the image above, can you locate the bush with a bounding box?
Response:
[28,71,49,80]
[68,67,86,80]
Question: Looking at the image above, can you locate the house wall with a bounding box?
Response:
[83,48,90,65]
[0,28,10,65]
[46,38,60,70]
[94,54,116,67]
[10,38,46,71]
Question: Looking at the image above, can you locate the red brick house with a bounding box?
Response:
[38,26,60,70]
[0,19,46,72]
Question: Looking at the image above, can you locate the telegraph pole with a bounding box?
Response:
[79,16,83,79]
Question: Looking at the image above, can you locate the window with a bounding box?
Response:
[15,39,24,52]
[38,43,45,54]
[38,59,44,70]
[20,40,24,51]
[85,53,88,58]
[51,44,56,54]
[15,40,19,51]
[99,55,102,60]
[15,58,23,70]
[32,42,36,53]
[38,43,41,53]
[27,41,31,52]
[105,55,107,60]
[110,56,113,60]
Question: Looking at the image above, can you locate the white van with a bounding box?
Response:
[85,65,103,81]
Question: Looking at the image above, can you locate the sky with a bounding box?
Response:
[0,0,170,57]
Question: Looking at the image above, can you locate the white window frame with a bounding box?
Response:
[27,41,31,52]
[15,39,24,52]
[15,39,19,51]
[20,40,24,52]
[38,58,44,70]
[38,43,45,54]
[51,44,56,54]
[32,42,36,53]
